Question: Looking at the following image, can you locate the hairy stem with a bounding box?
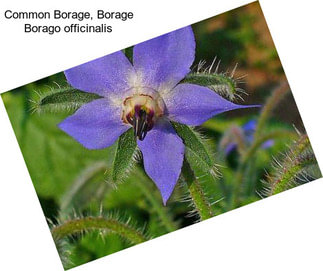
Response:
[254,83,289,140]
[182,160,214,220]
[232,130,296,207]
[51,216,148,244]
[267,135,320,195]
[271,153,317,195]
[231,82,296,205]
[241,130,297,166]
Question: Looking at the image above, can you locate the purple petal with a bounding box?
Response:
[262,139,274,149]
[225,143,237,155]
[58,98,129,149]
[137,119,184,205]
[133,26,195,91]
[242,119,257,143]
[164,83,260,126]
[64,51,135,97]
[242,119,257,132]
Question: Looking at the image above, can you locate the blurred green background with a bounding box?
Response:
[1,2,320,269]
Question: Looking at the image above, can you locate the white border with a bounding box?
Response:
[1,0,322,270]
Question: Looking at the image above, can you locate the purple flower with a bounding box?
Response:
[59,26,258,204]
[224,119,274,155]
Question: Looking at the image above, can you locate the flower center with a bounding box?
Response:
[122,94,164,140]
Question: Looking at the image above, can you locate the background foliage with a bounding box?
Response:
[1,2,321,269]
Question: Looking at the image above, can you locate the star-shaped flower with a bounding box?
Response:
[59,26,258,204]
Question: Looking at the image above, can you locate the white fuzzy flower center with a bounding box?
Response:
[122,92,165,140]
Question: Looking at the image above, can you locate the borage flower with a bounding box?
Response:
[59,26,258,204]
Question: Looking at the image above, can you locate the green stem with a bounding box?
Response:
[271,153,317,195]
[231,130,296,207]
[182,160,214,220]
[241,130,296,166]
[51,216,148,244]
[268,135,319,195]
[60,161,108,210]
[231,169,244,208]
[134,170,178,232]
[254,83,289,140]
[288,135,310,158]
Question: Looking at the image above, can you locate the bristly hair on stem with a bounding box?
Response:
[50,211,151,245]
[49,211,151,269]
[231,82,294,207]
[261,134,322,196]
[181,159,215,221]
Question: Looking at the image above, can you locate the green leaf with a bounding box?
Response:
[111,129,137,182]
[182,72,238,100]
[123,46,134,63]
[172,122,217,177]
[60,161,109,211]
[33,87,101,113]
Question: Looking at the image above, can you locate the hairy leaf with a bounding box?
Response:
[111,129,137,182]
[182,72,239,100]
[34,87,101,113]
[172,122,216,177]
